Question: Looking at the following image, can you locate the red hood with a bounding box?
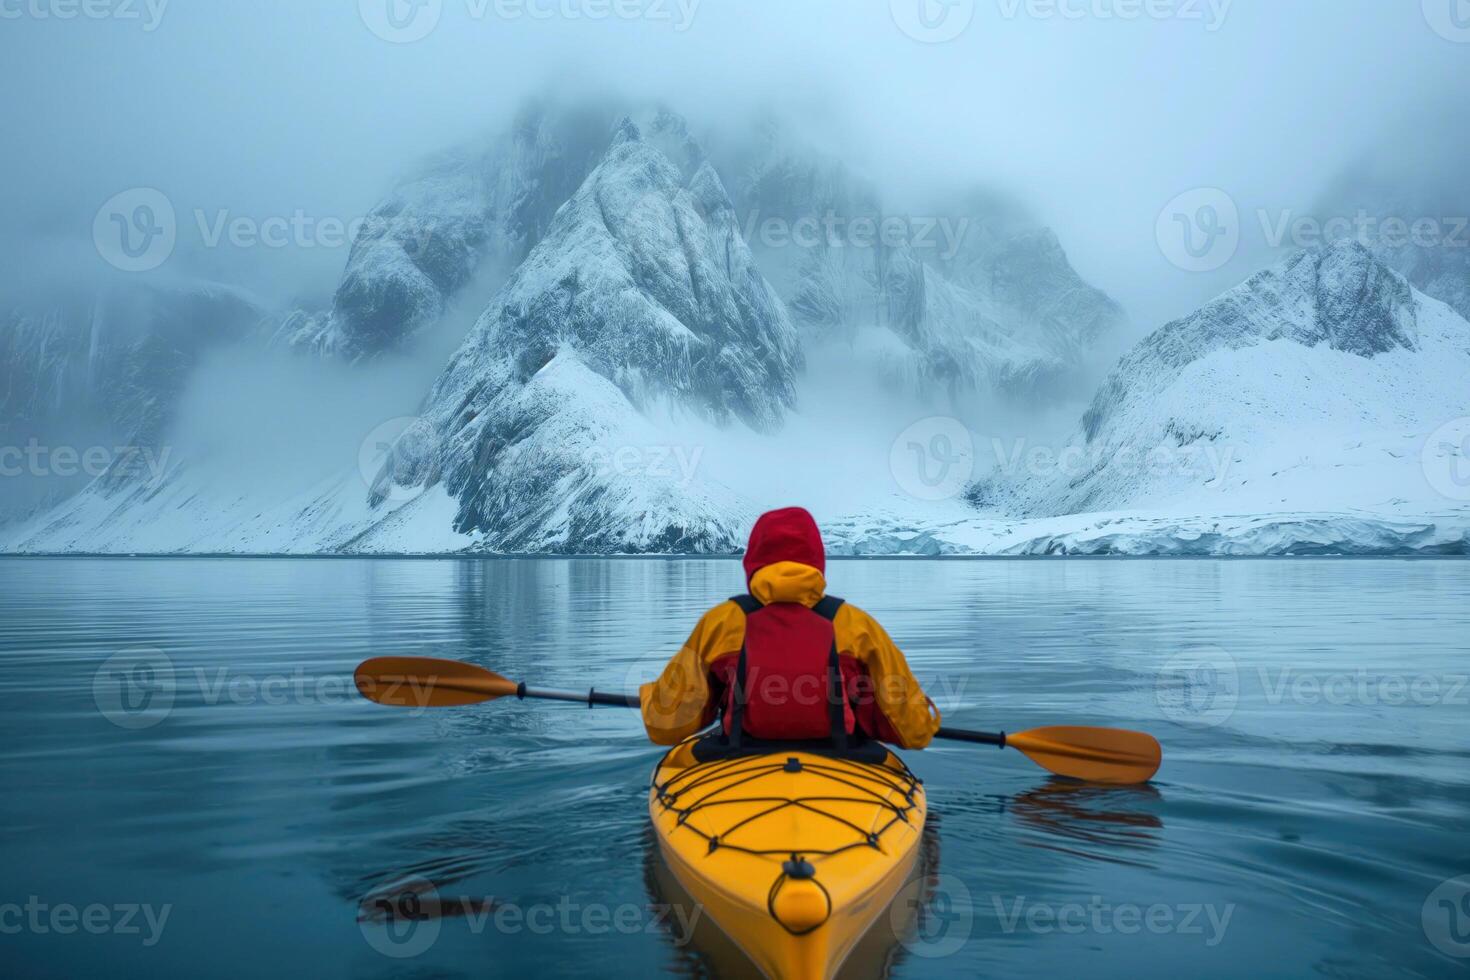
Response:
[742,507,826,582]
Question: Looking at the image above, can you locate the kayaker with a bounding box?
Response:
[640,507,941,751]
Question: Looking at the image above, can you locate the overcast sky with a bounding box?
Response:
[3,0,1467,328]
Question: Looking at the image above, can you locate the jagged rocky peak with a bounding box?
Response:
[281,96,708,361]
[1300,242,1417,355]
[1083,242,1418,442]
[447,114,798,429]
[1313,130,1470,324]
[323,146,493,359]
[369,116,797,549]
[636,106,705,179]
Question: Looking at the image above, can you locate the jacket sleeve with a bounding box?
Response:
[836,604,941,749]
[639,601,745,746]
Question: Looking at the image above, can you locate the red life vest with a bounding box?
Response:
[720,593,855,744]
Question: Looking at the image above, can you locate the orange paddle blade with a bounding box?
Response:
[1006,726,1162,784]
[354,656,517,708]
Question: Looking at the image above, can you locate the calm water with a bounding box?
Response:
[1,558,1468,978]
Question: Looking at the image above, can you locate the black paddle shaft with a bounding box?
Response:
[515,683,640,709]
[935,726,1006,747]
[512,684,1006,745]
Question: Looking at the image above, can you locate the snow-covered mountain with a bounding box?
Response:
[363,118,798,551]
[4,97,1465,557]
[953,242,1470,552]
[1,118,794,554]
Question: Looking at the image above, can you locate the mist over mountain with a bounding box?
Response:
[2,3,1468,555]
[1309,125,1470,325]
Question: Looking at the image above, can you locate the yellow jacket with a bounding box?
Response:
[639,560,941,748]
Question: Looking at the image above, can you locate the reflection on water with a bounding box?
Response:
[1007,779,1164,868]
[0,557,1467,978]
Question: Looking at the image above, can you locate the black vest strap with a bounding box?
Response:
[729,594,764,614]
[727,596,760,747]
[726,594,849,749]
[812,595,845,620]
[815,596,847,747]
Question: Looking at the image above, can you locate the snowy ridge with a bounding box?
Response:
[820,508,1470,557]
[363,117,795,550]
[979,243,1470,536]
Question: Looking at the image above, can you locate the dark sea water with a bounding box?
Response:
[1,557,1468,978]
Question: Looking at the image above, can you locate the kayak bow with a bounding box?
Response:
[650,740,925,980]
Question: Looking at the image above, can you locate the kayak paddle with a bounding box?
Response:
[354,656,1161,784]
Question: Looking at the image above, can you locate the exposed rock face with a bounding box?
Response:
[324,149,493,358]
[368,118,799,550]
[1083,243,1418,443]
[712,116,1125,398]
[283,99,650,359]
[1313,150,1470,324]
[0,277,264,511]
[879,246,1061,396]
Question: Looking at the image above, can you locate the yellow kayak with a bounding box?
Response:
[649,739,926,979]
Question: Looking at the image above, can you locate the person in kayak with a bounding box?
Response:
[640,506,941,751]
